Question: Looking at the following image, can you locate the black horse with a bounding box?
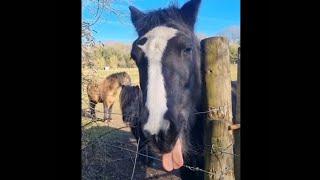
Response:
[120,82,238,179]
[127,0,205,179]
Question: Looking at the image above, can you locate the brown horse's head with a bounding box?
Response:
[117,72,132,86]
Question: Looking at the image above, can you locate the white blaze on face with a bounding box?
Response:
[138,26,178,135]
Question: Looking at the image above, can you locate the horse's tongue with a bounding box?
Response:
[162,138,184,172]
[162,152,173,171]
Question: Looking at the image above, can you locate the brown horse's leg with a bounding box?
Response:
[89,100,96,120]
[104,95,115,121]
[103,102,110,122]
[107,103,114,120]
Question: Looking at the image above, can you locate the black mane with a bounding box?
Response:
[106,72,131,85]
[133,5,190,36]
[107,72,128,80]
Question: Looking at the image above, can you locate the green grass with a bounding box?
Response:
[82,65,237,119]
[81,65,237,139]
[81,65,237,129]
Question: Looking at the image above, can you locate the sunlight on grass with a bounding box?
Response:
[82,65,237,124]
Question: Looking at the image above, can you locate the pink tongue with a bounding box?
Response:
[162,138,184,172]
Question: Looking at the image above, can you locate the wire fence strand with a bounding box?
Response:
[81,79,240,178]
[81,104,240,178]
[82,116,239,177]
[130,138,140,180]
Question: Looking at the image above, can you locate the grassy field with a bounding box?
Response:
[81,65,238,179]
[82,65,237,128]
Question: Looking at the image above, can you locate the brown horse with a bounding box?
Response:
[87,72,131,122]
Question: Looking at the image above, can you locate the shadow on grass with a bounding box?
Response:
[81,122,181,180]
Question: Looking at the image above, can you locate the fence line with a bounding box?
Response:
[82,116,239,179]
[81,103,240,178]
[82,106,239,130]
[81,53,240,179]
[130,138,140,180]
[99,140,238,177]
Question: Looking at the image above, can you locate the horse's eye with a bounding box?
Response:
[137,37,147,45]
[183,47,193,54]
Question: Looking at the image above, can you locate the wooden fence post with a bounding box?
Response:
[201,37,235,180]
[234,47,241,180]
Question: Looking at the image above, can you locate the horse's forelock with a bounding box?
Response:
[134,5,191,37]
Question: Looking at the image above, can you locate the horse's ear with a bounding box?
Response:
[180,0,201,29]
[129,6,145,29]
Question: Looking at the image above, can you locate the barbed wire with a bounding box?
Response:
[81,101,240,177]
[208,143,240,157]
[82,100,237,118]
[81,106,239,131]
[94,141,218,177]
[130,138,140,180]
[82,120,239,178]
[81,84,240,178]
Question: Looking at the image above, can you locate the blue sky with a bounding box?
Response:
[82,0,240,43]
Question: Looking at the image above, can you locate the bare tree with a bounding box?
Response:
[81,0,133,107]
[82,0,132,45]
[82,0,132,60]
